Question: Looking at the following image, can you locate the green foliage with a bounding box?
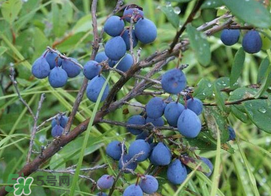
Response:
[1,0,271,196]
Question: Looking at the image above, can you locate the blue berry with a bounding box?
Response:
[123,184,143,196]
[48,66,68,88]
[128,139,151,162]
[116,53,134,72]
[220,29,240,46]
[164,102,185,127]
[177,109,201,138]
[123,6,144,23]
[146,117,164,127]
[227,126,236,141]
[51,115,69,128]
[139,175,158,194]
[106,141,123,160]
[161,68,187,94]
[167,159,187,185]
[83,60,102,80]
[121,28,138,50]
[200,157,213,177]
[118,154,137,172]
[31,56,51,79]
[146,97,166,119]
[127,115,145,135]
[104,16,124,37]
[62,58,81,78]
[97,175,114,190]
[51,125,64,138]
[45,51,62,69]
[105,36,126,61]
[242,30,262,54]
[187,98,203,115]
[135,18,157,44]
[86,75,109,102]
[149,142,172,166]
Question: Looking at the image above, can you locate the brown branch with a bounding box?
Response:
[169,0,205,53]
[203,96,268,106]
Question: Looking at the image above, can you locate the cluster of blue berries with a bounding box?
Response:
[220,29,262,54]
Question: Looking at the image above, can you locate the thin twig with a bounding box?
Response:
[9,64,35,118]
[27,93,46,163]
[203,96,268,106]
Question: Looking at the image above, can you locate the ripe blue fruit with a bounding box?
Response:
[127,115,145,135]
[123,184,143,196]
[31,56,51,79]
[128,139,151,162]
[83,60,102,80]
[106,140,123,160]
[105,36,126,60]
[116,53,134,72]
[51,115,69,128]
[187,98,203,115]
[62,58,81,78]
[167,159,187,185]
[118,154,137,172]
[146,97,166,119]
[146,116,164,127]
[164,102,185,127]
[200,157,213,177]
[51,125,64,137]
[123,6,144,22]
[97,175,114,190]
[104,16,125,37]
[121,28,138,50]
[86,75,109,102]
[135,18,157,44]
[227,126,236,141]
[45,51,62,69]
[220,29,240,46]
[177,109,201,138]
[161,68,187,94]
[139,175,158,194]
[136,131,153,144]
[48,66,68,88]
[149,142,172,166]
[95,52,108,63]
[242,30,262,54]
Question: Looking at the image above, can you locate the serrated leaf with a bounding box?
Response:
[1,0,22,24]
[187,24,211,66]
[193,78,213,99]
[230,47,245,87]
[221,0,271,28]
[201,0,223,9]
[160,6,180,29]
[243,100,271,133]
[180,155,210,173]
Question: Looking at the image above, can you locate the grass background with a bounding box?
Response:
[0,0,270,195]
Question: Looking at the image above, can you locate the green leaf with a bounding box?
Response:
[193,78,213,99]
[204,107,229,143]
[213,83,226,112]
[0,46,7,56]
[160,6,180,29]
[257,57,270,83]
[180,155,211,173]
[1,0,22,24]
[165,0,192,3]
[72,14,92,34]
[221,0,271,28]
[201,0,223,9]
[230,105,248,123]
[187,24,211,66]
[215,77,231,91]
[243,99,271,133]
[230,47,245,87]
